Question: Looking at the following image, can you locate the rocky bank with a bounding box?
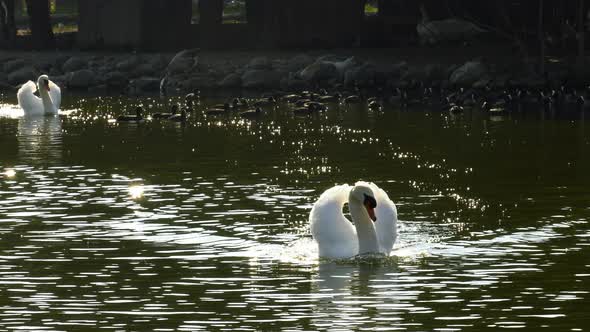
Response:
[0,48,588,97]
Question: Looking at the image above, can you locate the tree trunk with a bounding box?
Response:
[199,0,223,26]
[26,0,54,49]
[578,0,585,65]
[538,0,545,74]
[0,0,16,45]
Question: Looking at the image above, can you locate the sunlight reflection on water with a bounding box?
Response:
[0,95,588,331]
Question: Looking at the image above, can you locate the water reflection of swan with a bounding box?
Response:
[310,182,398,259]
[18,115,62,164]
[317,262,396,293]
[312,262,402,329]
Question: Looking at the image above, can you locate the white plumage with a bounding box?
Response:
[17,75,61,115]
[310,181,398,259]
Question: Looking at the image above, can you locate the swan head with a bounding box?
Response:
[37,75,50,92]
[349,184,377,222]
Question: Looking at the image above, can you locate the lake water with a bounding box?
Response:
[0,93,589,331]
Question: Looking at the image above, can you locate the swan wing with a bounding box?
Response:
[17,81,43,115]
[48,80,61,111]
[361,181,398,254]
[310,184,358,258]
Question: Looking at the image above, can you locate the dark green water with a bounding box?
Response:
[0,94,589,331]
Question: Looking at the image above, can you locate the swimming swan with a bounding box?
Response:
[17,75,61,115]
[310,182,398,259]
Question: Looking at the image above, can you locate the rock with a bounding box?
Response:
[132,63,156,77]
[449,61,487,86]
[132,77,161,92]
[344,64,376,87]
[35,55,59,72]
[3,59,26,73]
[472,77,491,89]
[510,75,546,89]
[286,54,314,72]
[54,55,70,69]
[104,71,128,89]
[218,73,242,88]
[401,64,446,82]
[49,67,62,77]
[241,69,282,88]
[0,80,14,91]
[167,49,198,75]
[391,61,409,76]
[62,56,87,72]
[88,84,108,94]
[7,67,36,85]
[148,54,168,71]
[280,73,308,90]
[546,68,568,87]
[116,56,139,71]
[300,62,338,82]
[322,56,357,77]
[183,76,216,90]
[417,19,486,45]
[247,56,272,70]
[489,74,510,89]
[67,69,95,89]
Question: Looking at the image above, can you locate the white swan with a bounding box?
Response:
[310,181,398,259]
[17,75,61,115]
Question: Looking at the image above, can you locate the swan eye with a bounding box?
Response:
[363,194,377,208]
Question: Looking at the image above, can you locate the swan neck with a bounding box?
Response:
[39,88,54,112]
[349,199,379,255]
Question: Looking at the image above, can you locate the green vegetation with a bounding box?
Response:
[223,0,247,24]
[364,1,378,15]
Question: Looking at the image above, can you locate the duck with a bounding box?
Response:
[293,104,317,116]
[344,95,361,104]
[284,94,301,103]
[252,96,276,107]
[317,93,341,103]
[168,108,187,122]
[310,182,398,259]
[367,97,383,110]
[240,107,262,119]
[294,99,312,107]
[232,98,249,109]
[205,103,230,116]
[153,104,179,119]
[185,90,199,103]
[307,101,326,112]
[117,106,144,122]
[482,99,507,114]
[448,104,464,114]
[17,74,61,115]
[388,88,405,105]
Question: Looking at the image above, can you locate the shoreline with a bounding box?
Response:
[0,47,588,99]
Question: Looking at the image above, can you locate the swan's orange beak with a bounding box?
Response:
[365,204,377,222]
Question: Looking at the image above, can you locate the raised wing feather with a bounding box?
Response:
[17,81,43,115]
[310,184,358,258]
[358,181,398,253]
[48,80,61,111]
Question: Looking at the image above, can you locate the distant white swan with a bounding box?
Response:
[17,75,61,115]
[310,181,398,259]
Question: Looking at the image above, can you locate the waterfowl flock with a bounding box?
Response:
[17,74,588,123]
[113,82,590,124]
